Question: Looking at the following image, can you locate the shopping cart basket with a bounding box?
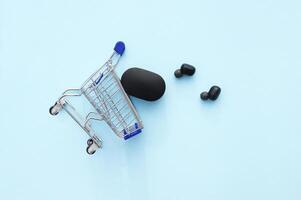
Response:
[49,41,143,154]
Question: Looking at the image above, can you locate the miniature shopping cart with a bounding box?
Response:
[49,42,143,155]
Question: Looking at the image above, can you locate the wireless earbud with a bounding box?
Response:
[200,86,221,101]
[174,64,196,78]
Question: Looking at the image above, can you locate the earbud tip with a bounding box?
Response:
[174,69,183,78]
[200,92,209,100]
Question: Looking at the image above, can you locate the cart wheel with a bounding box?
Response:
[49,104,59,116]
[86,146,96,155]
[87,138,93,145]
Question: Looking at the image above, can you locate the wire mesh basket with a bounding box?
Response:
[49,42,143,154]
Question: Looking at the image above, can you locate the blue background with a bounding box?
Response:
[0,0,301,199]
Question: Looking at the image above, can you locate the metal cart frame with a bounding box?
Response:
[49,42,143,154]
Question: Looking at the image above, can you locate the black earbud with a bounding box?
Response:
[174,64,196,78]
[200,86,221,101]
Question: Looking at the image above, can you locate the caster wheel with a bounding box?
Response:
[87,139,93,145]
[49,103,60,115]
[49,106,58,115]
[86,146,96,155]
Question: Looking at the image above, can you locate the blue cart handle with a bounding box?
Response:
[114,41,125,56]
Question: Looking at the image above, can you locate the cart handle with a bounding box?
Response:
[114,41,125,56]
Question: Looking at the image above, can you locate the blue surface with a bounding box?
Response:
[0,0,301,199]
